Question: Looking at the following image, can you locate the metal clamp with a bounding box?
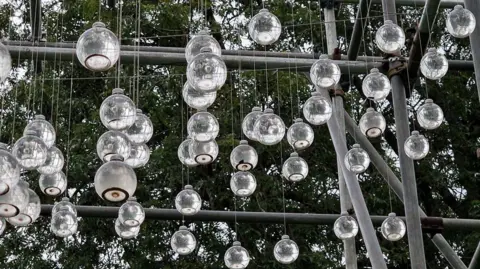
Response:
[421,217,444,235]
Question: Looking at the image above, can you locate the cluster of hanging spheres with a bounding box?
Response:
[0,4,475,267]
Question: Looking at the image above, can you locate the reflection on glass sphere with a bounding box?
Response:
[287,118,314,150]
[248,9,282,45]
[76,22,120,71]
[7,188,41,226]
[362,68,391,101]
[51,210,77,237]
[0,218,5,235]
[125,143,150,169]
[175,185,202,216]
[310,55,341,89]
[187,110,219,142]
[344,144,370,174]
[404,131,429,160]
[0,180,29,217]
[185,29,222,63]
[359,108,386,138]
[100,88,136,131]
[178,137,199,167]
[39,171,67,197]
[242,107,263,141]
[187,48,227,92]
[333,213,359,240]
[171,226,197,255]
[230,171,257,197]
[447,5,476,38]
[253,108,285,146]
[189,139,219,165]
[0,41,12,83]
[417,99,444,130]
[224,241,250,269]
[37,146,64,175]
[375,20,405,53]
[23,115,56,148]
[282,152,309,182]
[94,155,137,202]
[0,143,20,195]
[97,130,131,162]
[381,212,406,241]
[118,197,145,227]
[115,218,140,239]
[183,81,217,110]
[12,131,48,170]
[52,197,77,216]
[303,91,333,125]
[420,48,449,80]
[230,140,258,171]
[274,235,299,264]
[124,109,153,145]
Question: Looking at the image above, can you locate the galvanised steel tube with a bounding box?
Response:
[347,0,371,60]
[468,242,480,269]
[464,0,480,102]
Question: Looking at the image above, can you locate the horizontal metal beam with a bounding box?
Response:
[336,0,460,8]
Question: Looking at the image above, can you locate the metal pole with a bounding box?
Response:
[347,0,371,60]
[29,0,42,41]
[464,0,480,102]
[469,242,480,269]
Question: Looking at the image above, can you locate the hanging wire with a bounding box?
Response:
[64,48,75,198]
[98,0,102,21]
[317,0,326,54]
[116,0,123,89]
[136,0,141,106]
[231,64,238,242]
[277,71,287,235]
[292,2,301,118]
[55,9,65,133]
[181,74,185,225]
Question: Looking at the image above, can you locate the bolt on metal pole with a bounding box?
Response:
[464,0,480,102]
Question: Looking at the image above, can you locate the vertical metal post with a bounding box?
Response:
[469,242,480,269]
[29,0,42,41]
[464,0,480,102]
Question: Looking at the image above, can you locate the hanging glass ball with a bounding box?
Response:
[0,218,5,236]
[381,212,406,241]
[0,143,20,195]
[187,110,219,142]
[39,171,67,196]
[124,109,153,145]
[224,241,250,269]
[23,114,56,148]
[7,188,41,226]
[0,41,12,83]
[51,197,77,216]
[51,210,77,237]
[115,218,140,239]
[94,154,137,202]
[171,226,197,255]
[344,144,370,174]
[447,5,476,38]
[253,108,285,146]
[100,88,136,131]
[303,91,333,126]
[183,81,217,110]
[362,68,391,101]
[96,130,131,162]
[185,29,222,63]
[420,48,449,80]
[242,107,263,141]
[37,146,64,175]
[118,197,145,227]
[230,140,258,171]
[189,139,219,165]
[404,131,429,160]
[175,185,202,216]
[187,48,227,92]
[76,21,120,71]
[375,20,405,54]
[333,213,359,240]
[248,9,282,46]
[12,131,48,170]
[417,99,444,130]
[0,180,29,217]
[178,137,199,167]
[359,108,386,138]
[287,118,314,150]
[282,152,309,182]
[310,55,341,89]
[273,235,299,265]
[125,143,150,169]
[230,171,257,197]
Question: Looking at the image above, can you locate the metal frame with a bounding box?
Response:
[335,0,460,7]
[464,0,480,102]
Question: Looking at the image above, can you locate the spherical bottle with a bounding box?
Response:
[171,226,197,255]
[39,171,67,196]
[187,110,219,142]
[0,41,12,83]
[51,210,77,237]
[94,154,137,202]
[242,107,263,141]
[282,152,309,182]
[124,109,153,145]
[96,130,131,162]
[333,212,359,240]
[420,48,449,80]
[0,180,29,217]
[182,81,217,110]
[381,212,406,241]
[118,197,145,227]
[224,241,250,269]
[175,185,202,216]
[185,29,222,63]
[0,142,20,195]
[253,108,285,146]
[447,5,476,38]
[12,131,48,170]
[52,197,77,216]
[124,143,150,168]
[287,118,314,150]
[7,188,41,226]
[230,171,257,197]
[187,47,227,92]
[189,139,219,165]
[37,145,64,175]
[344,144,370,174]
[100,88,136,131]
[273,235,299,264]
[115,217,140,239]
[230,140,258,171]
[359,108,386,138]
[310,55,341,89]
[404,131,429,160]
[178,137,199,167]
[23,114,56,148]
[248,9,282,45]
[362,68,391,101]
[417,99,444,130]
[303,91,333,125]
[375,20,405,54]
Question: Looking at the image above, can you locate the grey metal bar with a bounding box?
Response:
[29,0,42,41]
[469,242,480,269]
[334,0,460,7]
[464,0,480,102]
[347,0,371,60]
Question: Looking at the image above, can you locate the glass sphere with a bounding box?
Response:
[115,218,140,239]
[303,91,333,125]
[362,68,391,101]
[12,132,48,170]
[242,107,263,141]
[189,139,219,165]
[39,171,67,197]
[0,218,5,235]
[0,41,12,83]
[96,130,131,162]
[287,118,314,150]
[100,88,136,131]
[310,55,341,89]
[118,197,145,227]
[230,140,258,171]
[0,180,29,217]
[51,210,77,237]
[94,155,137,202]
[178,137,199,167]
[447,5,476,38]
[76,21,120,71]
[182,81,217,110]
[253,108,285,146]
[125,143,150,169]
[282,152,309,182]
[273,235,299,265]
[37,146,64,175]
[344,144,370,174]
[52,197,77,216]
[7,188,41,226]
[333,213,359,240]
[171,226,197,255]
[248,9,282,46]
[23,114,56,148]
[420,48,449,80]
[230,171,257,197]
[0,143,20,195]
[187,110,219,142]
[381,212,406,241]
[187,49,227,92]
[224,241,250,269]
[359,108,386,138]
[404,131,429,160]
[417,99,444,130]
[124,109,153,145]
[375,20,405,54]
[185,29,222,63]
[175,185,202,216]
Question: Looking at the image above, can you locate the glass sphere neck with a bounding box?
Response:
[281,235,290,240]
[62,197,70,202]
[454,5,463,10]
[388,212,396,217]
[366,107,375,113]
[264,108,274,114]
[136,109,142,114]
[411,131,420,136]
[184,185,193,190]
[239,140,248,145]
[110,154,124,161]
[319,54,328,60]
[290,152,299,157]
[425,99,434,103]
[352,144,360,148]
[294,118,303,123]
[340,211,349,216]
[35,114,46,120]
[179,225,188,230]
[370,68,379,74]
[112,88,125,95]
[427,48,437,54]
[384,20,393,25]
[93,22,106,28]
[252,107,261,112]
[232,241,241,246]
[127,196,137,201]
[259,8,269,13]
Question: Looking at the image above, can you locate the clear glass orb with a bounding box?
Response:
[23,114,56,148]
[52,197,77,216]
[96,130,131,162]
[310,55,341,89]
[100,88,136,131]
[124,109,153,145]
[230,171,257,197]
[187,110,219,142]
[118,197,145,227]
[362,68,391,101]
[230,140,258,171]
[185,29,222,63]
[189,139,219,165]
[37,146,64,175]
[287,118,315,150]
[178,137,199,167]
[39,171,67,197]
[76,21,120,71]
[7,188,41,226]
[94,155,137,202]
[375,20,405,54]
[273,235,299,265]
[417,99,444,130]
[282,152,309,182]
[51,210,77,237]
[182,81,217,110]
[0,180,29,217]
[344,144,370,174]
[253,108,285,146]
[187,48,227,92]
[0,41,12,83]
[125,143,150,169]
[303,91,333,126]
[115,218,140,239]
[175,185,202,216]
[333,213,359,240]
[224,241,250,269]
[447,5,476,38]
[0,143,20,195]
[12,131,48,170]
[247,8,282,46]
[381,212,406,241]
[359,108,386,138]
[242,107,263,141]
[420,48,449,80]
[404,131,429,160]
[0,218,5,235]
[171,226,197,255]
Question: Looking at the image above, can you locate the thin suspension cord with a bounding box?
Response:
[116,1,123,89]
[65,49,75,197]
[231,66,238,241]
[277,71,287,235]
